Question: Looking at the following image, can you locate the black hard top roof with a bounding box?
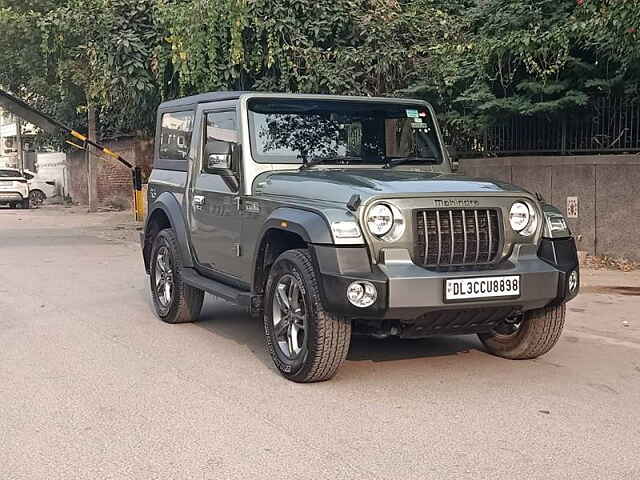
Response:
[158,91,429,110]
[159,91,247,109]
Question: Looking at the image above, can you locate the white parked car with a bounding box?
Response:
[0,168,30,209]
[23,169,57,206]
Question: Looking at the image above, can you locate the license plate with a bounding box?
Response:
[445,275,520,301]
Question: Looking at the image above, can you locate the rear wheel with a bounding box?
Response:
[264,249,351,383]
[150,228,204,324]
[479,304,566,359]
[29,190,46,207]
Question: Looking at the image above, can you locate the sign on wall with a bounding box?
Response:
[567,196,578,218]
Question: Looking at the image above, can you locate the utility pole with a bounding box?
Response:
[87,105,98,212]
[16,117,23,172]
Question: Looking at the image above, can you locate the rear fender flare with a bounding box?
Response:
[145,192,193,269]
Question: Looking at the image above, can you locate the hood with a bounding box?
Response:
[254,169,528,204]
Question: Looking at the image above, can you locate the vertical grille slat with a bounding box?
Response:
[436,210,442,265]
[462,210,468,263]
[415,208,501,268]
[474,210,480,264]
[486,209,493,263]
[449,210,455,265]
[422,211,429,263]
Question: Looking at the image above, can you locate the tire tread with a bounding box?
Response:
[265,249,351,383]
[480,304,566,360]
[150,229,204,324]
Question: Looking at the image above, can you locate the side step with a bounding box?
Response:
[181,268,252,307]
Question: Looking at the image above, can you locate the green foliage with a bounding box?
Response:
[0,0,162,140]
[40,0,163,135]
[574,0,640,69]
[155,0,462,97]
[411,0,640,142]
[0,0,638,146]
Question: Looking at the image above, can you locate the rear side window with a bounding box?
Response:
[0,169,21,178]
[159,111,194,164]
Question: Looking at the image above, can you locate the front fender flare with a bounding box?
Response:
[250,208,333,292]
[260,207,334,245]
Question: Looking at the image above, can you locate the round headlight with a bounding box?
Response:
[509,202,531,232]
[367,204,394,236]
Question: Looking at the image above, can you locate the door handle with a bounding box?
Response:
[193,195,205,209]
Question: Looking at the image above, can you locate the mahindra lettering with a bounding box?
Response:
[141,93,579,383]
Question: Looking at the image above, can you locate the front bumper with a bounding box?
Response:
[313,238,579,321]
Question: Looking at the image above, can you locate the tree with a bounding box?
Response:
[2,0,638,161]
[155,0,462,97]
[574,0,640,70]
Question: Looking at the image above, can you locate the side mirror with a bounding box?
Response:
[204,127,239,173]
[207,153,232,170]
[205,140,232,171]
[446,145,459,172]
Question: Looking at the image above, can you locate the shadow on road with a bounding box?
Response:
[195,296,485,367]
[347,334,483,362]
[197,297,273,368]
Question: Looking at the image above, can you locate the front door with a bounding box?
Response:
[190,107,245,284]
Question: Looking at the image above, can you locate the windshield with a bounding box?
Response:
[248,99,444,165]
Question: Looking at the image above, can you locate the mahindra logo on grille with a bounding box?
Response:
[433,199,480,208]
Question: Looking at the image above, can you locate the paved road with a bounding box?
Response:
[2,207,640,479]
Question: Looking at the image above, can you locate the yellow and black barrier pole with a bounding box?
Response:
[0,89,145,221]
[69,130,145,220]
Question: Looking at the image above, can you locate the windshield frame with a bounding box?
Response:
[246,96,446,168]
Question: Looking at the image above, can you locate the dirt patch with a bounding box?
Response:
[580,286,640,296]
[583,255,639,272]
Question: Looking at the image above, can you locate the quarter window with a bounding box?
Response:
[159,111,194,161]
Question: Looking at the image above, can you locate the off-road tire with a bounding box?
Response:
[264,249,351,383]
[150,228,204,324]
[479,304,566,359]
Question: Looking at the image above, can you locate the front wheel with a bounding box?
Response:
[479,304,566,359]
[264,249,351,383]
[150,229,204,324]
[20,199,30,209]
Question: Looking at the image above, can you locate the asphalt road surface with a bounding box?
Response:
[2,207,640,479]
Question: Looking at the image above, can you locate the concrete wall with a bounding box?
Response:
[36,152,68,198]
[461,155,640,261]
[67,137,153,208]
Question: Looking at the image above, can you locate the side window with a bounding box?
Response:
[159,111,194,162]
[203,111,238,174]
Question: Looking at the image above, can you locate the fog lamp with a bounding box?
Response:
[568,270,579,294]
[347,281,377,308]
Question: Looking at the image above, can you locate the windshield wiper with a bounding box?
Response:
[299,155,362,170]
[383,156,439,169]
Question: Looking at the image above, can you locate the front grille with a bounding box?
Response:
[415,208,501,267]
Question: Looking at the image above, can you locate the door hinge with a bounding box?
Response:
[234,243,242,256]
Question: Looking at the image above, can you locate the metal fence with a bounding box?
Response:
[449,96,640,156]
